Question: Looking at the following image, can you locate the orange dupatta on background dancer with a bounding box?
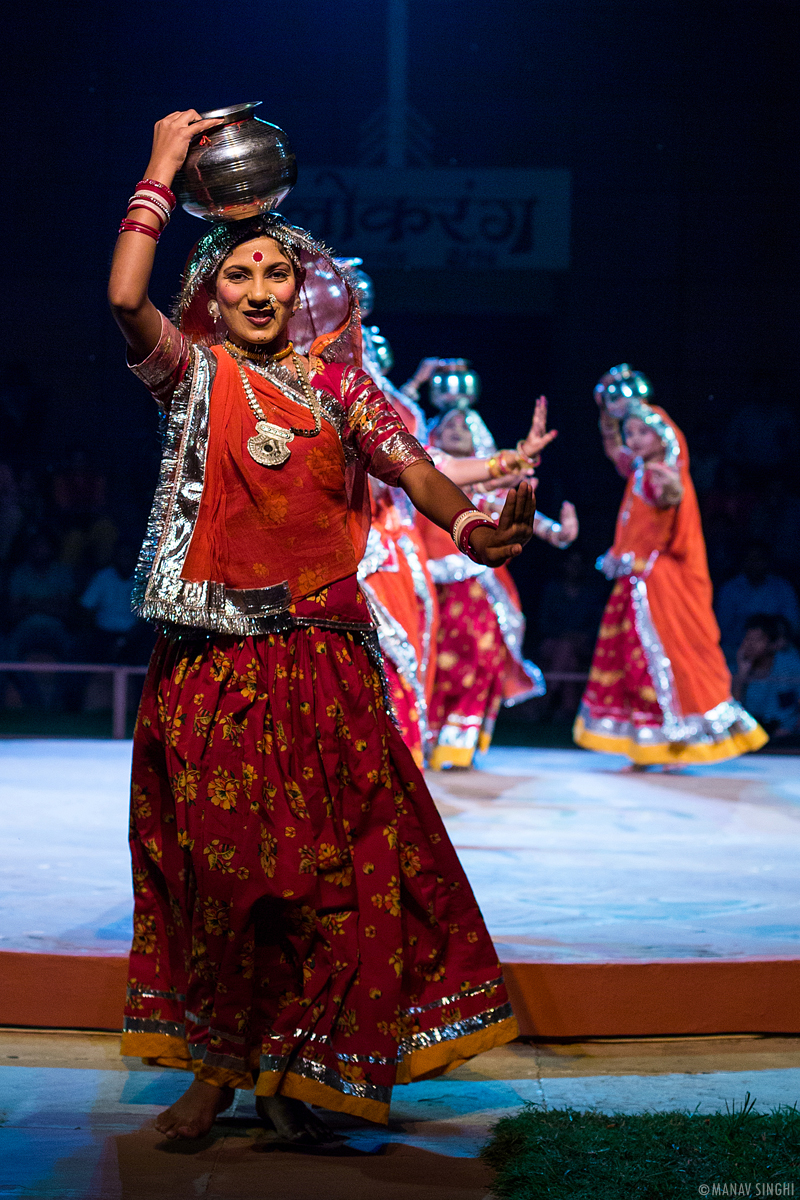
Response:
[574,405,766,764]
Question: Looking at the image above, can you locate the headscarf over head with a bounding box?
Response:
[595,363,679,466]
[173,212,362,366]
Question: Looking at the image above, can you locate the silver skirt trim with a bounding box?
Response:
[123,1016,186,1039]
[127,985,186,1003]
[288,1055,392,1105]
[400,1000,514,1058]
[405,977,503,1016]
[577,698,761,748]
[629,573,688,740]
[398,532,436,697]
[189,1044,248,1072]
[359,576,427,742]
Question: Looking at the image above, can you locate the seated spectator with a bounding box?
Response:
[537,549,606,720]
[715,542,800,668]
[732,614,800,742]
[79,543,153,664]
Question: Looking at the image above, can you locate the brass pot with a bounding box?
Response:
[175,102,297,222]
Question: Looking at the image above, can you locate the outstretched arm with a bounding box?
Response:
[108,110,222,362]
[399,460,536,567]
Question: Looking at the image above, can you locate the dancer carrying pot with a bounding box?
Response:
[349,263,544,764]
[108,110,535,1145]
[419,370,578,769]
[573,364,767,766]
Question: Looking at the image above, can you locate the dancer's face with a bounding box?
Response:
[434,411,475,456]
[624,417,664,462]
[214,238,299,350]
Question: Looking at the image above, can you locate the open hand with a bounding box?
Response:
[467,481,536,567]
[519,395,558,459]
[146,110,225,183]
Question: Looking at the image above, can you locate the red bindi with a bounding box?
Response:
[251,250,263,262]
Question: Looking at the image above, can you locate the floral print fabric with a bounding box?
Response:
[122,620,517,1123]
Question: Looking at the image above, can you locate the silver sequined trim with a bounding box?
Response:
[405,977,503,1016]
[189,1045,247,1071]
[359,579,423,735]
[577,698,761,748]
[289,1055,392,1105]
[629,572,689,741]
[427,554,487,584]
[400,1001,514,1058]
[398,533,436,698]
[123,1016,185,1039]
[127,986,186,1003]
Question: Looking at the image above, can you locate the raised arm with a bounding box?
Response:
[598,408,634,478]
[107,110,222,362]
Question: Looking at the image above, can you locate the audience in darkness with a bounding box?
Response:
[715,542,800,670]
[732,614,800,743]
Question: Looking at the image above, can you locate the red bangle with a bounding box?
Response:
[126,198,168,228]
[459,519,494,560]
[448,507,475,541]
[136,179,177,210]
[118,219,160,242]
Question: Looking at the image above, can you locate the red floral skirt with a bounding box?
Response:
[122,626,516,1123]
[428,578,530,769]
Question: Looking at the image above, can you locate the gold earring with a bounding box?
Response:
[207,299,220,318]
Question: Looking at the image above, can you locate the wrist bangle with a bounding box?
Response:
[136,178,177,210]
[451,509,496,561]
[127,197,169,228]
[128,191,172,223]
[118,219,160,242]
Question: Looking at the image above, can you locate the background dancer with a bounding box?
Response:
[421,366,578,769]
[574,364,767,767]
[108,109,535,1145]
[350,263,549,763]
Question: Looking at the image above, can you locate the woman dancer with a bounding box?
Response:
[421,378,577,769]
[351,264,545,763]
[108,110,536,1144]
[573,364,767,766]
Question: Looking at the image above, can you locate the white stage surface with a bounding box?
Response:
[1,740,799,964]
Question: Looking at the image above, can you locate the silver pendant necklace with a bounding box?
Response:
[226,346,323,468]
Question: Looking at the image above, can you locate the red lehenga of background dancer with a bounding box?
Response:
[573,364,767,766]
[107,110,537,1145]
[420,366,579,769]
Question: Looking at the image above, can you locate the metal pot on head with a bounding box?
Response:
[175,102,297,222]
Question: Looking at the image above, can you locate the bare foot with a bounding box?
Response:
[155,1078,233,1140]
[256,1094,340,1145]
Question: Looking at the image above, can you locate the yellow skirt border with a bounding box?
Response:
[573,716,769,765]
[121,1015,518,1126]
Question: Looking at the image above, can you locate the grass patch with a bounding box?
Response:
[481,1099,800,1198]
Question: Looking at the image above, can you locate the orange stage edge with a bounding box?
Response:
[1,951,798,1038]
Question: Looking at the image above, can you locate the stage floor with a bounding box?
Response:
[1,740,799,964]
